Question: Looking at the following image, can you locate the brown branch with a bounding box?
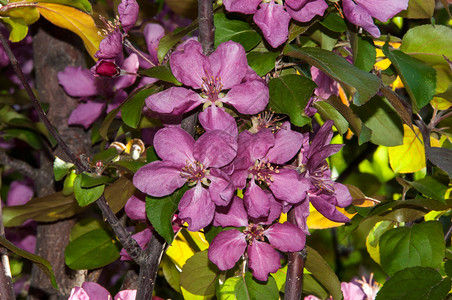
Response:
[284,209,306,300]
[198,0,215,55]
[0,151,38,180]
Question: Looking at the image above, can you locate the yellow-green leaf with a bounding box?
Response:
[6,7,40,24]
[35,3,102,59]
[2,17,28,42]
[388,124,440,173]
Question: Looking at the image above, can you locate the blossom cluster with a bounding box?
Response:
[132,38,352,280]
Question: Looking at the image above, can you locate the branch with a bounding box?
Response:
[198,0,215,55]
[0,151,39,181]
[0,190,15,300]
[284,209,306,300]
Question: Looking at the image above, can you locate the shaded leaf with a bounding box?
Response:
[246,51,279,77]
[3,192,83,227]
[121,86,161,129]
[379,221,445,276]
[138,64,181,86]
[214,12,261,51]
[314,101,349,135]
[379,86,413,130]
[268,74,316,127]
[146,185,188,244]
[65,228,120,269]
[2,128,42,150]
[375,267,451,300]
[319,13,347,33]
[284,45,381,105]
[80,172,110,188]
[353,35,376,72]
[36,3,102,59]
[180,250,220,297]
[426,147,452,178]
[104,176,136,214]
[162,255,181,293]
[399,0,435,19]
[305,246,342,300]
[383,41,437,111]
[407,176,448,203]
[0,236,57,289]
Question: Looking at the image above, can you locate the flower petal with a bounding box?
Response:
[208,229,247,270]
[114,53,139,90]
[118,0,139,33]
[294,199,310,234]
[144,23,165,65]
[209,168,235,206]
[265,222,306,252]
[270,169,310,203]
[7,179,34,206]
[80,282,111,299]
[198,105,238,137]
[170,40,209,89]
[354,0,409,22]
[214,195,249,227]
[95,29,123,60]
[254,2,291,48]
[194,129,238,168]
[244,180,271,218]
[250,191,282,225]
[248,241,281,281]
[310,194,351,223]
[178,183,215,231]
[342,0,380,37]
[124,193,146,221]
[267,122,303,164]
[286,0,328,23]
[58,66,97,97]
[209,41,248,89]
[333,182,353,208]
[222,80,269,115]
[146,86,203,115]
[223,0,261,14]
[115,290,138,300]
[133,161,186,197]
[68,101,105,129]
[120,228,152,261]
[153,127,195,164]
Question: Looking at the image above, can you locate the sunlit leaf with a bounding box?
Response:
[73,174,104,207]
[35,3,102,59]
[307,203,354,229]
[180,250,220,297]
[399,0,435,19]
[69,218,104,241]
[366,221,394,264]
[217,272,279,300]
[2,17,29,42]
[379,221,445,276]
[214,12,261,51]
[53,156,74,181]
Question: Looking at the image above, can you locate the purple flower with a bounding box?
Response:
[69,281,136,300]
[58,54,139,129]
[294,120,353,228]
[133,127,238,231]
[342,0,409,37]
[223,0,327,48]
[118,0,139,34]
[231,123,309,218]
[208,197,305,281]
[146,40,268,135]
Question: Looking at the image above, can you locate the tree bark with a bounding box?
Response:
[28,20,92,300]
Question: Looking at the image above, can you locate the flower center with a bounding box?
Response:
[243,224,265,245]
[310,162,334,193]
[180,160,209,186]
[249,159,280,186]
[250,111,285,133]
[201,74,223,102]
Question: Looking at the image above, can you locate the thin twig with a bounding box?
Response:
[0,151,38,180]
[0,187,15,300]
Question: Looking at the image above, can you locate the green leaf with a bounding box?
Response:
[53,156,74,181]
[444,260,452,278]
[379,221,445,276]
[214,12,261,51]
[268,74,316,127]
[399,0,435,19]
[0,236,57,289]
[400,25,452,67]
[383,41,437,111]
[65,228,120,269]
[63,170,77,196]
[314,101,349,135]
[112,160,146,173]
[138,65,181,86]
[157,18,198,63]
[427,147,452,178]
[180,250,220,297]
[36,0,92,13]
[92,147,119,164]
[80,172,110,188]
[162,255,181,293]
[246,51,279,77]
[407,176,449,203]
[305,246,342,300]
[3,128,42,150]
[146,185,188,244]
[73,175,104,207]
[302,274,329,299]
[70,218,105,241]
[375,267,451,300]
[353,36,376,72]
[2,17,29,42]
[352,96,403,146]
[319,13,347,33]
[284,45,381,105]
[217,272,279,300]
[104,176,136,214]
[121,85,161,129]
[3,192,83,227]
